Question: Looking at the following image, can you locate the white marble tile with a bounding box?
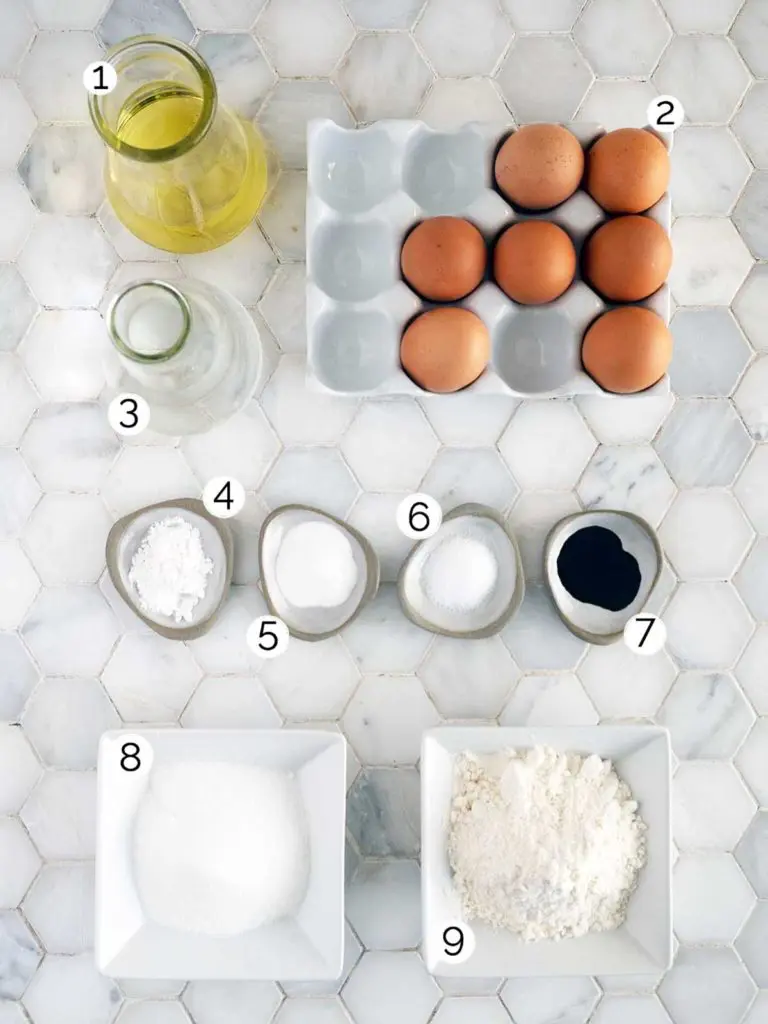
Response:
[499,401,596,491]
[433,997,511,1024]
[19,215,117,309]
[273,999,351,1024]
[262,355,357,445]
[345,0,424,28]
[0,634,39,724]
[260,635,360,720]
[23,862,95,954]
[733,84,768,172]
[737,719,768,806]
[258,170,306,262]
[22,585,118,677]
[579,642,676,719]
[342,587,433,674]
[742,992,768,1024]
[101,634,202,724]
[439,978,503,996]
[22,953,122,1024]
[660,490,753,580]
[653,35,750,124]
[420,394,515,447]
[19,125,104,217]
[0,542,39,630]
[576,394,672,444]
[21,770,97,859]
[347,768,421,856]
[665,582,753,670]
[102,448,199,517]
[195,32,275,119]
[22,677,118,769]
[574,0,671,77]
[98,0,194,46]
[735,811,768,898]
[670,309,752,398]
[347,492,413,583]
[496,35,593,122]
[0,910,41,999]
[116,1002,190,1024]
[577,444,676,527]
[118,981,185,999]
[258,265,306,354]
[576,80,657,131]
[346,859,421,950]
[420,448,520,514]
[659,0,743,31]
[256,0,354,77]
[181,675,281,729]
[502,582,587,671]
[184,0,266,29]
[22,494,112,585]
[259,81,353,169]
[415,0,512,76]
[0,80,35,167]
[669,217,753,307]
[0,817,40,908]
[20,310,111,403]
[673,852,755,945]
[261,448,360,519]
[343,673,438,765]
[500,0,584,30]
[0,264,39,353]
[501,976,600,1024]
[179,224,276,307]
[0,451,40,540]
[0,356,37,446]
[656,399,753,488]
[188,585,266,674]
[336,33,434,121]
[182,981,281,1024]
[734,265,768,353]
[19,31,103,122]
[659,672,754,759]
[506,491,580,582]
[671,127,751,218]
[735,538,768,621]
[181,403,280,490]
[734,172,768,261]
[501,672,598,727]
[281,920,361,997]
[418,634,518,718]
[341,952,440,1024]
[591,994,672,1024]
[736,902,768,987]
[735,357,768,441]
[731,0,768,78]
[419,78,512,130]
[0,726,40,815]
[0,173,36,261]
[673,761,756,851]
[29,0,107,27]
[342,402,438,493]
[736,625,768,714]
[0,0,35,74]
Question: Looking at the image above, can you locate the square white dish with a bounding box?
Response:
[96,729,346,980]
[421,725,672,977]
[306,119,672,398]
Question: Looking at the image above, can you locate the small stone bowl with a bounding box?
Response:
[105,498,233,641]
[544,509,663,645]
[259,504,380,642]
[397,503,524,639]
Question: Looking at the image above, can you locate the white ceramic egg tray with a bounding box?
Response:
[305,120,671,398]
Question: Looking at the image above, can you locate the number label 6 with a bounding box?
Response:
[397,493,442,540]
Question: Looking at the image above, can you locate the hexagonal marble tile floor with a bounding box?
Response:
[0,1,767,1023]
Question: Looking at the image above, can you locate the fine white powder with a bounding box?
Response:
[128,516,213,623]
[275,520,358,608]
[423,535,498,612]
[448,746,647,941]
[133,761,309,937]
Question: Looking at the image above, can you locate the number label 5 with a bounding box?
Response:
[246,616,289,659]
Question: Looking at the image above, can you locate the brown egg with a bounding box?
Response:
[494,124,585,211]
[586,128,670,214]
[582,307,672,394]
[494,221,576,304]
[584,215,672,302]
[401,308,490,393]
[401,217,486,301]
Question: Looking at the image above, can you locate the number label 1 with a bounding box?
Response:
[108,393,150,436]
[624,614,667,656]
[246,615,289,659]
[202,476,246,519]
[438,920,475,965]
[83,61,117,95]
[647,95,684,134]
[396,493,442,540]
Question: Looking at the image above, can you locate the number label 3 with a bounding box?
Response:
[438,921,476,965]
[108,393,150,436]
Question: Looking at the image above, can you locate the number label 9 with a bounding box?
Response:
[397,493,442,540]
[438,921,475,964]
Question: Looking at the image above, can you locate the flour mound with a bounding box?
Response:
[448,746,646,942]
[133,761,309,936]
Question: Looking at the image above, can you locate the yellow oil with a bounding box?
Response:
[106,84,269,253]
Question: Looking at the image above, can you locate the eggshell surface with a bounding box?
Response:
[400,307,490,393]
[584,215,672,302]
[401,217,486,301]
[494,221,577,304]
[582,306,672,394]
[494,124,585,211]
[586,128,670,214]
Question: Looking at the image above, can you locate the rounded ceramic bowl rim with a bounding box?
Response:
[105,497,234,641]
[396,501,525,639]
[543,509,664,646]
[258,504,381,642]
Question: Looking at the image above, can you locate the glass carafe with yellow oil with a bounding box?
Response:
[89,36,269,254]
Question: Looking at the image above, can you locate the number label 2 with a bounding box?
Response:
[647,95,684,134]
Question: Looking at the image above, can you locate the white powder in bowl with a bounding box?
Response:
[133,761,309,936]
[423,534,498,612]
[128,516,213,623]
[275,520,358,609]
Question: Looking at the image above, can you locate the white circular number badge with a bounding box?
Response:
[202,477,246,519]
[624,614,666,656]
[396,493,442,540]
[108,393,150,436]
[647,95,684,134]
[246,615,289,659]
[437,921,476,965]
[83,61,117,95]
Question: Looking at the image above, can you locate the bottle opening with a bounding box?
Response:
[108,280,191,363]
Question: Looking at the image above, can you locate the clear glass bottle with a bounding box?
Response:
[106,278,262,435]
[89,36,269,253]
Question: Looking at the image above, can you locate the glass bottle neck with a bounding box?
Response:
[107,280,192,363]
